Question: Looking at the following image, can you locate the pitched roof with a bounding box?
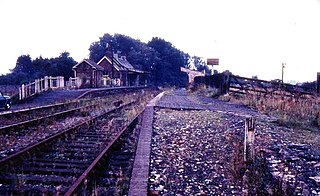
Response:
[98,54,148,74]
[72,59,104,71]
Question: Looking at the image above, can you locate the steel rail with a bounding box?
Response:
[0,100,80,118]
[0,101,134,166]
[0,100,106,134]
[64,110,142,196]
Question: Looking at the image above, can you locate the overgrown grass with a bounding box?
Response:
[230,92,320,130]
[188,84,219,98]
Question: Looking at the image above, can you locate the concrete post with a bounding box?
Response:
[244,117,255,163]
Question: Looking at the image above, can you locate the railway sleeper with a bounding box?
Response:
[44,153,98,161]
[13,166,83,176]
[41,152,97,160]
[43,148,101,155]
[22,161,89,170]
[0,173,74,185]
[70,137,107,143]
[40,154,95,162]
[73,133,108,138]
[29,158,89,165]
[55,140,104,146]
[61,143,100,148]
[0,184,69,195]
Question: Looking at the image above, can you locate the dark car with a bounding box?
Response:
[0,91,11,110]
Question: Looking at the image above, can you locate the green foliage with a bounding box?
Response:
[88,34,189,87]
[0,52,77,85]
[147,37,189,86]
[3,33,191,87]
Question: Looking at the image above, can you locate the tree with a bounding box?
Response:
[50,52,77,78]
[148,37,189,86]
[88,34,189,86]
[88,33,114,62]
[0,52,78,85]
[10,54,33,84]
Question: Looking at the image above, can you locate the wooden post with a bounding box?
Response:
[35,79,39,93]
[244,117,255,163]
[19,86,22,100]
[27,83,31,97]
[22,84,26,99]
[44,76,49,91]
[49,76,53,89]
[39,78,43,92]
[60,76,65,88]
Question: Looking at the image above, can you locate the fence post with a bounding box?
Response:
[27,83,30,97]
[40,78,44,92]
[44,76,49,91]
[60,76,65,88]
[49,76,53,89]
[35,79,39,93]
[244,117,255,163]
[19,86,22,100]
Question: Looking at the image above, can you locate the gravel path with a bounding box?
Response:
[148,89,320,195]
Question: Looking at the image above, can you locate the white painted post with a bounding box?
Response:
[244,117,255,163]
[23,84,26,99]
[40,78,44,92]
[49,76,53,90]
[19,87,22,100]
[49,76,53,89]
[21,84,25,99]
[60,76,65,88]
[35,79,39,93]
[44,76,49,91]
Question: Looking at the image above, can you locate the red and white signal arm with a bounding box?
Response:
[207,58,219,65]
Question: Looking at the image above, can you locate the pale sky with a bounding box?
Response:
[1,0,319,83]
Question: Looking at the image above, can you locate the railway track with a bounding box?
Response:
[0,89,154,159]
[0,88,145,128]
[0,89,157,195]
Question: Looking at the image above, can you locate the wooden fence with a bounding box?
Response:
[19,76,65,100]
[66,77,82,89]
[194,73,318,97]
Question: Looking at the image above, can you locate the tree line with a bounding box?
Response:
[0,52,76,85]
[0,33,210,87]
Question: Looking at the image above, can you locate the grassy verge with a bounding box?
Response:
[229,92,320,131]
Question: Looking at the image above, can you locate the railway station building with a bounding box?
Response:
[72,53,149,88]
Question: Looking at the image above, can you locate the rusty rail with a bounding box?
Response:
[65,113,141,196]
[0,101,134,166]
